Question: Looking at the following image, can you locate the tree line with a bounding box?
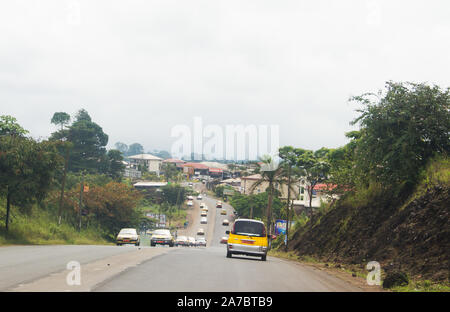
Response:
[229,81,449,249]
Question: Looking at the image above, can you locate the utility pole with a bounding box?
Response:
[285,165,292,250]
[78,171,85,232]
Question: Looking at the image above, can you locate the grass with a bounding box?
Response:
[390,280,450,292]
[0,204,112,246]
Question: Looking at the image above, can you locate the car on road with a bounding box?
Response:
[116,228,140,246]
[220,236,228,244]
[200,204,208,211]
[188,183,193,187]
[196,237,207,247]
[200,203,206,209]
[188,236,196,247]
[200,216,208,224]
[226,219,268,261]
[201,210,207,217]
[221,209,227,215]
[222,219,229,226]
[197,228,205,235]
[187,195,194,200]
[197,194,202,200]
[150,229,175,247]
[187,200,193,207]
[175,235,189,247]
[216,201,222,208]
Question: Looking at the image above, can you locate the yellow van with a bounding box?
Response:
[225,219,268,261]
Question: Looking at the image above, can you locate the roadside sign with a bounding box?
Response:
[223,189,234,196]
[275,219,287,235]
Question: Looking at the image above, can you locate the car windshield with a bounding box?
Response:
[119,229,136,235]
[233,221,265,237]
[153,230,170,235]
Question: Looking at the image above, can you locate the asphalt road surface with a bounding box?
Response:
[1,183,364,292]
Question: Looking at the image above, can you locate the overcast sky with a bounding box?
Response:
[1,0,449,155]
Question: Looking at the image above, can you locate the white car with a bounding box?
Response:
[201,211,207,217]
[196,237,207,247]
[197,228,205,235]
[222,219,229,226]
[187,195,194,200]
[200,217,207,224]
[187,200,193,206]
[197,194,203,200]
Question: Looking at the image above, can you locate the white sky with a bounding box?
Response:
[1,0,449,154]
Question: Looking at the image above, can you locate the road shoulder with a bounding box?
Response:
[9,247,171,292]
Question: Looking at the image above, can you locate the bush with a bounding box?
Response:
[383,271,409,289]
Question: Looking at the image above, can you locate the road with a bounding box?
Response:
[1,182,365,292]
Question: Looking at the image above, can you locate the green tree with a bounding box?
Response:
[51,112,71,132]
[106,149,126,180]
[0,136,62,231]
[127,143,144,156]
[249,155,285,237]
[350,81,450,187]
[0,115,29,136]
[66,109,109,173]
[114,142,128,155]
[294,148,331,219]
[278,146,300,249]
[162,163,179,182]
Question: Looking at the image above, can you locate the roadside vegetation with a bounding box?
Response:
[267,82,449,290]
[0,110,189,246]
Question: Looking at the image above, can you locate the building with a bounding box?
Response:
[128,154,163,175]
[133,181,168,191]
[162,158,186,169]
[182,163,210,178]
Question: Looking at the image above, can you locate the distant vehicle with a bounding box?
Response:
[216,201,222,208]
[226,219,268,261]
[220,236,228,244]
[197,194,202,200]
[200,203,206,209]
[116,228,140,246]
[187,195,194,200]
[188,183,193,187]
[201,211,207,217]
[196,237,207,247]
[200,217,208,224]
[150,229,174,247]
[187,200,193,206]
[221,209,227,215]
[222,219,229,226]
[197,228,205,235]
[175,235,189,247]
[188,236,196,247]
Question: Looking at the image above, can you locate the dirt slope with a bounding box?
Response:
[289,186,450,282]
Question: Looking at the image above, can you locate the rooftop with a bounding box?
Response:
[128,154,163,161]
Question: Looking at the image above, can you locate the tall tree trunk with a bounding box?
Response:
[58,147,70,225]
[5,187,11,232]
[267,183,273,243]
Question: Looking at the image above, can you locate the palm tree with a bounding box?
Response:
[248,155,284,240]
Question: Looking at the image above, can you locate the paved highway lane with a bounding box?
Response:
[2,183,366,292]
[0,245,142,291]
[94,187,363,292]
[93,245,361,292]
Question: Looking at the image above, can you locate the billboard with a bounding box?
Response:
[275,219,287,235]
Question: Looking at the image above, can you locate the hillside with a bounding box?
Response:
[289,158,450,283]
